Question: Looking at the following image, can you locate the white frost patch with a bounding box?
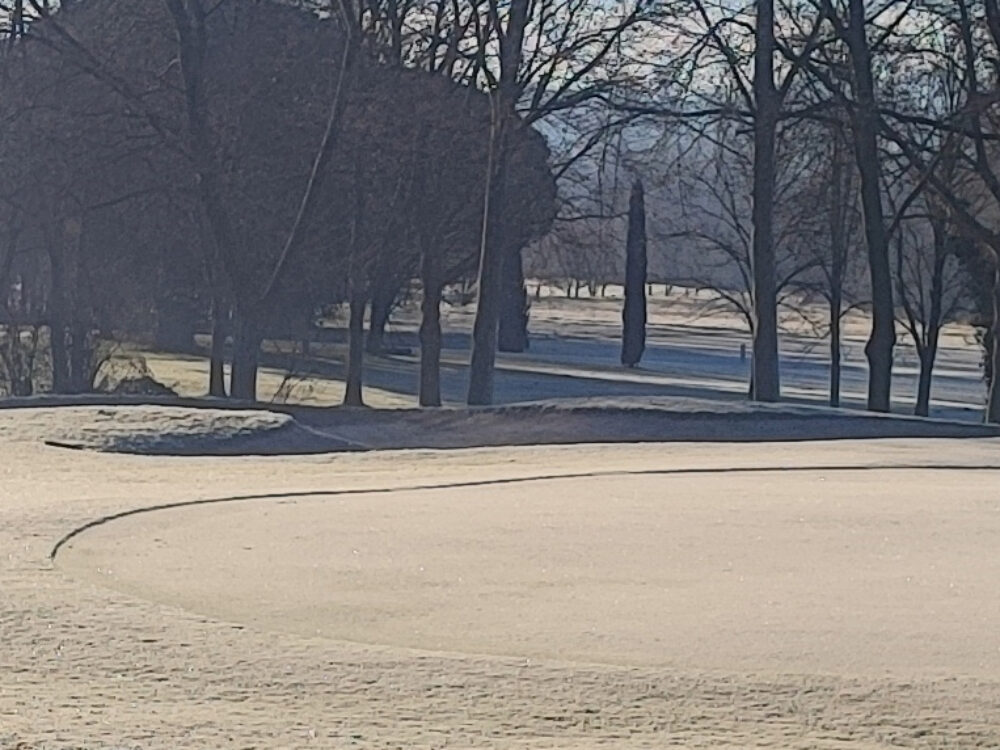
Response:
[0,405,292,453]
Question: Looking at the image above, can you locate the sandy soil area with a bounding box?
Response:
[4,406,1000,748]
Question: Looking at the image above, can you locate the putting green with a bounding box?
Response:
[58,467,1000,678]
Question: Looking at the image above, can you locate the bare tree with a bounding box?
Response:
[641,0,826,402]
[893,207,967,417]
[466,0,657,404]
[666,119,819,366]
[466,0,529,405]
[815,121,863,408]
[794,0,898,412]
[750,0,782,401]
[870,0,1000,421]
[22,0,361,400]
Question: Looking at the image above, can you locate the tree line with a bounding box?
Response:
[532,0,1000,422]
[1,0,1000,423]
[675,0,1000,422]
[0,0,569,404]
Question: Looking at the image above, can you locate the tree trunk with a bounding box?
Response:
[154,294,198,352]
[344,150,367,407]
[230,311,260,402]
[46,241,71,394]
[344,294,365,406]
[366,279,397,355]
[915,348,936,418]
[828,125,849,410]
[467,118,510,405]
[209,301,228,398]
[751,0,781,402]
[915,226,948,418]
[9,0,24,42]
[846,0,895,412]
[467,0,528,406]
[498,246,529,352]
[987,261,1000,424]
[419,248,443,407]
[68,320,89,394]
[49,321,70,394]
[621,180,647,367]
[830,294,842,408]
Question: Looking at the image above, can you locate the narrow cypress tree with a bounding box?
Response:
[621,179,648,367]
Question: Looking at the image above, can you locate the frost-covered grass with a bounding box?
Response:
[1,405,292,453]
[128,290,990,422]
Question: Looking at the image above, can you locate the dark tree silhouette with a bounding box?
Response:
[621,180,647,368]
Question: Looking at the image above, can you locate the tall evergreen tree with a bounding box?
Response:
[621,180,647,367]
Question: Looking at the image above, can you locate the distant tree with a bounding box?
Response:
[666,121,819,358]
[465,0,658,404]
[953,236,995,390]
[2,0,558,408]
[785,0,898,412]
[621,180,647,367]
[817,123,862,409]
[400,77,555,407]
[788,118,866,409]
[892,209,968,417]
[17,0,362,399]
[660,1,826,403]
[842,0,896,413]
[872,0,1000,422]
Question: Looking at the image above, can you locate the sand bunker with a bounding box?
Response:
[57,466,1000,680]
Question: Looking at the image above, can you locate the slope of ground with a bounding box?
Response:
[288,397,1000,450]
[5,398,998,455]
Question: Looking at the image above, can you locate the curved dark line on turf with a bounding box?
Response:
[49,463,1000,562]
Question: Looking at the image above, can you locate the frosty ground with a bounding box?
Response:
[3,295,1000,749]
[128,289,991,421]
